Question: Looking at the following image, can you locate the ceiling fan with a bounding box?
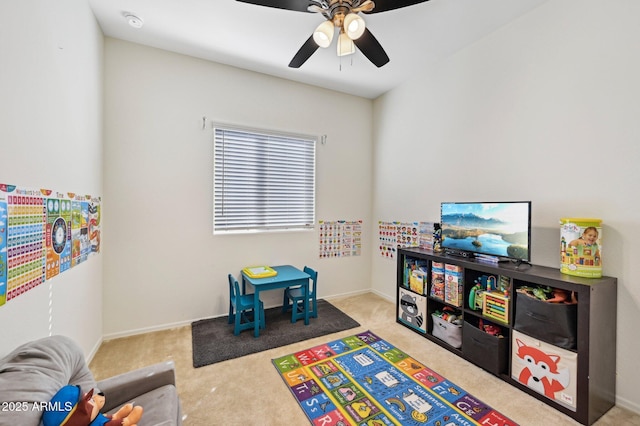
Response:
[236,0,430,68]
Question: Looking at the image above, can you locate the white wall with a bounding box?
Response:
[102,39,373,337]
[0,0,104,357]
[371,0,640,414]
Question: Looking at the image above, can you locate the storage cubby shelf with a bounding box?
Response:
[396,247,617,426]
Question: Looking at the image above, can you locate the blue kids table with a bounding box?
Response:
[241,265,311,337]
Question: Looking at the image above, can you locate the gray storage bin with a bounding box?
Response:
[431,314,462,348]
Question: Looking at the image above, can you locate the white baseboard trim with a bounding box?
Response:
[102,319,196,341]
[102,289,376,341]
[86,337,103,364]
[615,395,640,417]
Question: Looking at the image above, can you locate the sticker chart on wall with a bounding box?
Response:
[378,221,436,259]
[0,184,101,307]
[318,220,362,258]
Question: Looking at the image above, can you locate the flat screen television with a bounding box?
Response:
[440,201,532,262]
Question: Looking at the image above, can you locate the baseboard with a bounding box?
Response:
[86,337,103,364]
[369,288,394,303]
[102,289,377,341]
[102,319,195,341]
[615,395,640,417]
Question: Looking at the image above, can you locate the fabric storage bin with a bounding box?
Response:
[431,314,462,348]
[511,330,578,412]
[462,321,508,375]
[514,292,577,349]
[398,288,427,333]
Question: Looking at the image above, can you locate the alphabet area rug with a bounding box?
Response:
[272,330,518,426]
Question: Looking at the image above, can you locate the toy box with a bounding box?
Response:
[398,288,427,333]
[444,263,463,307]
[463,320,508,375]
[431,313,462,348]
[511,330,577,412]
[514,290,577,350]
[560,217,602,278]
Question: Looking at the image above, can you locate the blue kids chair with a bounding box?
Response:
[228,274,265,335]
[282,266,318,323]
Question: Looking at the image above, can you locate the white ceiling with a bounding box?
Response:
[88,0,547,99]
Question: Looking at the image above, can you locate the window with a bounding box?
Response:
[213,124,316,233]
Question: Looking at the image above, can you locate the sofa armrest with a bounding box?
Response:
[97,361,177,412]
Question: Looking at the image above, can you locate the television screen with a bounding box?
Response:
[440,201,531,262]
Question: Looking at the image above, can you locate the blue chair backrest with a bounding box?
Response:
[303,266,318,295]
[228,274,239,300]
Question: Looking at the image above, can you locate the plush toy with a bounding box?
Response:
[42,385,143,426]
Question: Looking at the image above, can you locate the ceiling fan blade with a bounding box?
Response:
[289,36,319,68]
[363,0,430,14]
[353,28,390,67]
[235,0,314,13]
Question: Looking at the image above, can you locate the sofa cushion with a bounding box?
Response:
[107,384,180,426]
[0,335,96,426]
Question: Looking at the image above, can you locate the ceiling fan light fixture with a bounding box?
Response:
[344,13,365,40]
[313,20,334,48]
[337,31,355,56]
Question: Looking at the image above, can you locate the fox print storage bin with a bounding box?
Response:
[511,330,577,412]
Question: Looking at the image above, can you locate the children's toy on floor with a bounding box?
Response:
[43,385,143,426]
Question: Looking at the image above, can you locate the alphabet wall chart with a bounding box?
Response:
[318,220,362,258]
[0,184,101,307]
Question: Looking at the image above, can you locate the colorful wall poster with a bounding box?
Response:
[71,199,89,267]
[419,221,436,250]
[0,195,7,306]
[319,220,362,258]
[0,183,101,305]
[88,196,101,254]
[378,221,420,259]
[379,220,438,259]
[45,193,73,280]
[2,185,46,301]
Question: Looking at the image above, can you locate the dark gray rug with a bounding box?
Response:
[191,299,360,368]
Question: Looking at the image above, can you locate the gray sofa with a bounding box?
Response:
[0,335,182,426]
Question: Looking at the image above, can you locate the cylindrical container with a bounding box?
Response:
[560,218,602,278]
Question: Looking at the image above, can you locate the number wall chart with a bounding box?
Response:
[319,220,363,258]
[0,184,101,305]
[379,221,437,259]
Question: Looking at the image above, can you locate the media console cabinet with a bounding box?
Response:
[396,247,617,425]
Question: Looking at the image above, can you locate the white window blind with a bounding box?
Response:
[213,125,316,233]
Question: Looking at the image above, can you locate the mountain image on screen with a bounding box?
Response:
[440,202,530,261]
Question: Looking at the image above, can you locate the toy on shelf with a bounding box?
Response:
[430,261,445,300]
[432,306,462,326]
[517,285,577,304]
[478,318,504,337]
[483,291,509,323]
[468,283,484,311]
[468,274,511,323]
[444,263,463,307]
